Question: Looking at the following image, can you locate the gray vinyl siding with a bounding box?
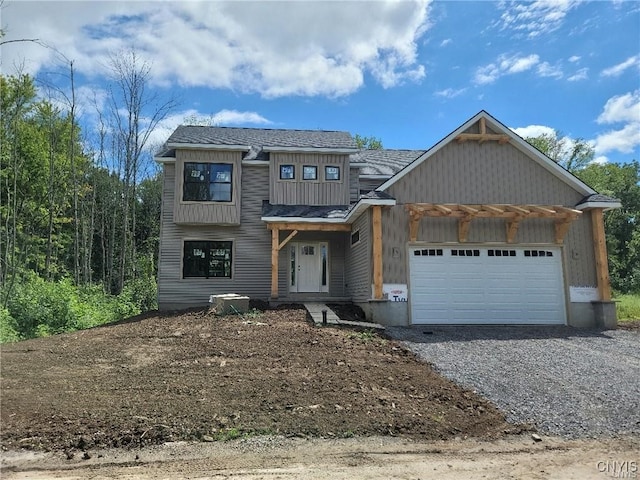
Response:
[270,153,350,205]
[345,211,371,302]
[349,167,360,202]
[173,150,242,225]
[359,177,387,194]
[158,163,272,309]
[382,140,596,287]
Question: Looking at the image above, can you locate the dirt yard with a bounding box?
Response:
[2,307,639,479]
[1,308,518,454]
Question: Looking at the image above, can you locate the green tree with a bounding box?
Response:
[354,134,383,150]
[577,161,640,293]
[526,130,594,172]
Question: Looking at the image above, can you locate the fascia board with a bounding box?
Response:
[262,146,359,154]
[154,156,176,164]
[167,143,250,151]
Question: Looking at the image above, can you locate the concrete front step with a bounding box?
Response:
[303,302,384,330]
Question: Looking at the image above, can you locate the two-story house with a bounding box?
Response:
[155,111,620,328]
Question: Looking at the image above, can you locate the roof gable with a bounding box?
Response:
[376,110,597,197]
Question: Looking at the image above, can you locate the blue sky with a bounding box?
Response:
[2,1,639,164]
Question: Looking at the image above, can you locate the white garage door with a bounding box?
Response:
[409,246,566,325]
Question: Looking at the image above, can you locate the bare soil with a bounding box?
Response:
[0,308,519,454]
[3,435,639,480]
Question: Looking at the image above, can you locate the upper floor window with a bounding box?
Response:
[280,164,295,180]
[183,163,232,202]
[325,166,340,181]
[303,165,318,180]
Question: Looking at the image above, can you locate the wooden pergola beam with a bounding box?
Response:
[591,209,612,301]
[506,219,520,243]
[458,218,472,243]
[405,203,583,245]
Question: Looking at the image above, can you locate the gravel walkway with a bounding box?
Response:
[386,325,640,438]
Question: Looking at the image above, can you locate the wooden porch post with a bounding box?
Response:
[591,209,612,301]
[271,227,279,298]
[372,205,383,300]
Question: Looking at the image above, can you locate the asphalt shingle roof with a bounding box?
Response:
[351,149,426,175]
[167,126,357,150]
[576,193,621,206]
[262,201,349,219]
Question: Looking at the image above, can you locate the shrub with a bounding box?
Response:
[0,307,20,343]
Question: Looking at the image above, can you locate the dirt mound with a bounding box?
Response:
[1,309,517,452]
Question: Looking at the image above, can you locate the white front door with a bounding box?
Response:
[290,242,329,293]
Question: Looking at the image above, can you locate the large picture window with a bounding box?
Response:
[183,241,232,278]
[183,163,232,202]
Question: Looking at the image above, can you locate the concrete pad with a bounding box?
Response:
[304,303,385,330]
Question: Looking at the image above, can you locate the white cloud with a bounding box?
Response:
[511,125,555,139]
[440,38,452,47]
[597,90,640,125]
[594,90,640,155]
[568,55,581,63]
[496,0,581,38]
[601,55,640,78]
[474,53,540,85]
[1,0,431,98]
[567,68,588,82]
[595,123,640,155]
[537,61,563,79]
[434,87,466,98]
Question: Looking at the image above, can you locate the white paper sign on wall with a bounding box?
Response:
[372,284,408,302]
[569,286,599,302]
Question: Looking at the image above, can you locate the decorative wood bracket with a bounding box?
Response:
[406,203,582,245]
[456,118,510,144]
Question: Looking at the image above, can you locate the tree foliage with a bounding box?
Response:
[576,161,640,293]
[354,134,383,150]
[1,59,171,341]
[525,130,594,172]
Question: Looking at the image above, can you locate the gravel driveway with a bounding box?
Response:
[386,325,640,438]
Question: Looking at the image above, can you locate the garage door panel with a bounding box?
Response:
[409,246,566,325]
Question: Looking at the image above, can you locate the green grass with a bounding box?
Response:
[614,293,640,321]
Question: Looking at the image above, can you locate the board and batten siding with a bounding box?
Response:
[345,211,371,302]
[173,150,242,225]
[382,140,596,288]
[158,163,272,309]
[270,153,350,205]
